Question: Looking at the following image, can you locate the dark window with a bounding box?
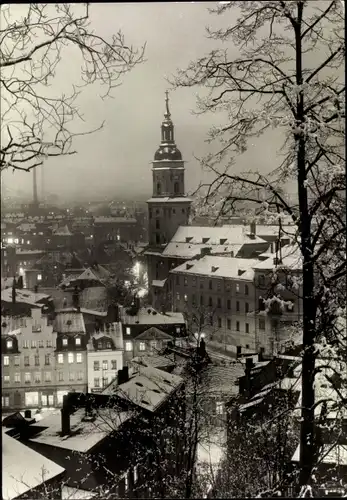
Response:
[245,284,249,295]
[176,275,180,285]
[209,315,213,326]
[156,219,160,230]
[192,294,196,306]
[184,277,188,287]
[218,317,222,328]
[227,299,231,310]
[157,182,161,195]
[236,321,240,332]
[227,319,231,330]
[208,297,213,307]
[236,301,240,312]
[259,275,265,286]
[217,297,222,308]
[45,354,50,365]
[258,298,265,311]
[209,280,213,290]
[174,182,179,194]
[259,319,265,330]
[200,295,204,306]
[156,233,160,244]
[245,303,249,313]
[245,323,249,333]
[35,355,40,366]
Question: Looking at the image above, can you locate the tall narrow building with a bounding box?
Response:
[147,91,192,246]
[145,92,192,309]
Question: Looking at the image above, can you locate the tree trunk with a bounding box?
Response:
[295,4,317,488]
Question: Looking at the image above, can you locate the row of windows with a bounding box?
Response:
[20,339,53,349]
[93,377,110,388]
[2,390,68,407]
[180,293,251,312]
[93,360,118,371]
[2,371,84,383]
[199,316,266,331]
[149,207,185,218]
[57,352,83,364]
[61,337,81,346]
[4,354,52,366]
[177,276,250,295]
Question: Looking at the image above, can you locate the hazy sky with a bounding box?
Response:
[2,2,300,202]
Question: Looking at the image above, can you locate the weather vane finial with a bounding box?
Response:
[164,90,171,119]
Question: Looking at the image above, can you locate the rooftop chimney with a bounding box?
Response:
[24,410,31,419]
[250,221,256,236]
[61,395,70,436]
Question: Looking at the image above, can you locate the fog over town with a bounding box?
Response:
[1,2,346,499]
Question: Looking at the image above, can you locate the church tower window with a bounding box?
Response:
[174,182,179,194]
[157,182,161,195]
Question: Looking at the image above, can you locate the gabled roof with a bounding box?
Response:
[103,364,184,412]
[2,430,64,500]
[170,225,267,245]
[54,311,86,334]
[1,288,51,306]
[52,224,72,236]
[170,256,259,280]
[135,326,174,341]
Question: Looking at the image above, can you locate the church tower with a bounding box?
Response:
[147,91,192,246]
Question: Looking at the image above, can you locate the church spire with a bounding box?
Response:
[164,90,171,120]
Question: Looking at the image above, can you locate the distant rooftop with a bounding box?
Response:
[120,306,185,326]
[170,256,259,280]
[54,310,86,334]
[1,288,51,306]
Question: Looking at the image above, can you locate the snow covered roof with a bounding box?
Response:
[1,288,51,306]
[135,326,174,341]
[170,225,268,245]
[170,256,259,280]
[103,364,184,412]
[120,307,185,326]
[2,430,64,500]
[162,241,244,259]
[52,224,72,236]
[152,279,167,287]
[54,311,86,334]
[252,245,302,271]
[131,355,176,370]
[16,223,36,232]
[147,197,192,203]
[29,408,132,452]
[94,216,137,224]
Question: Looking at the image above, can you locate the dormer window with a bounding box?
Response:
[62,338,68,346]
[202,237,209,244]
[220,239,227,244]
[211,266,219,273]
[6,339,13,349]
[75,337,81,346]
[98,342,103,349]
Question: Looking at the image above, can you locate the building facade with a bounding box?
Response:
[87,322,124,393]
[1,308,57,409]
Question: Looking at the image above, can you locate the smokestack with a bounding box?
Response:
[24,410,31,419]
[33,167,38,206]
[12,278,16,304]
[61,395,70,436]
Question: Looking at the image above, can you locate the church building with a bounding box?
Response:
[145,92,192,309]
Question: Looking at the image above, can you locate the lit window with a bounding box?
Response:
[102,360,108,371]
[6,340,13,349]
[139,342,146,351]
[77,371,83,380]
[3,356,9,366]
[14,373,20,383]
[58,353,64,364]
[62,338,68,346]
[216,401,223,415]
[25,391,39,406]
[94,361,100,371]
[37,274,42,281]
[125,341,133,352]
[126,327,131,335]
[134,465,138,483]
[31,340,37,348]
[25,372,31,383]
[45,371,52,382]
[176,327,180,334]
[57,390,67,404]
[68,352,74,364]
[4,375,10,383]
[184,294,188,302]
[34,371,41,383]
[76,353,82,363]
[236,283,240,293]
[2,395,10,407]
[14,356,19,366]
[75,337,81,346]
[7,237,13,244]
